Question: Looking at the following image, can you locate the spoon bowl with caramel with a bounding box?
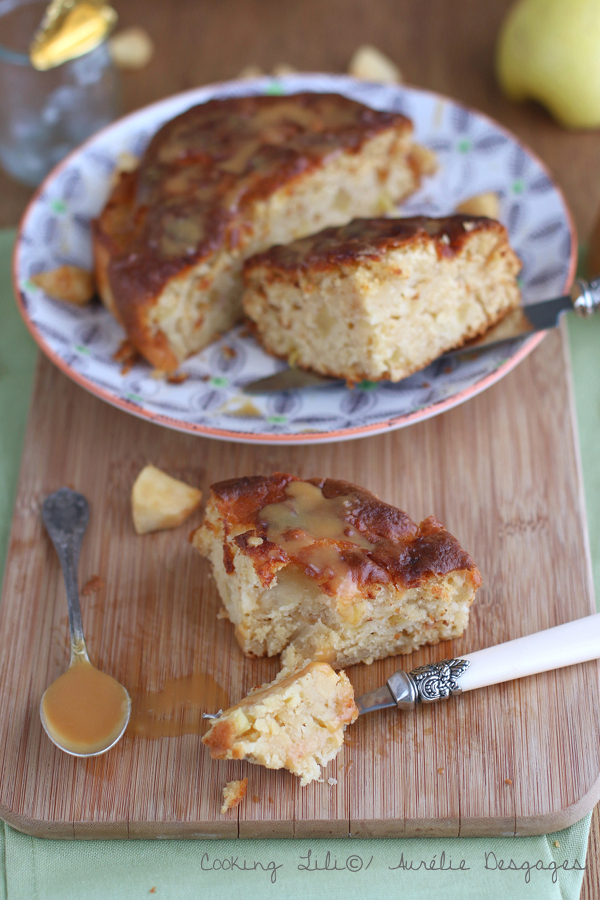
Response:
[40,488,130,757]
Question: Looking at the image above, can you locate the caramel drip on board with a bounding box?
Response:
[128,672,229,739]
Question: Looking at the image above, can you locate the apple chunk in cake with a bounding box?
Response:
[242,215,521,383]
[202,662,358,785]
[192,473,482,670]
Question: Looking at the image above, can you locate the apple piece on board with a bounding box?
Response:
[131,465,202,534]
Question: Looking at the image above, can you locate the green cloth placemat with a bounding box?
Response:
[1,227,598,899]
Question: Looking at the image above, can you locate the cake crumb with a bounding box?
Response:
[149,889,156,895]
[327,777,338,786]
[554,840,560,848]
[30,265,95,306]
[82,575,105,596]
[113,338,140,375]
[504,778,513,785]
[437,767,444,774]
[221,778,248,813]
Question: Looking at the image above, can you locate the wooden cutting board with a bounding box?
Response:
[0,325,598,839]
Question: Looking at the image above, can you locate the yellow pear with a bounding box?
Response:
[496,0,600,129]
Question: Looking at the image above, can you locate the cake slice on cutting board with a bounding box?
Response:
[193,472,482,672]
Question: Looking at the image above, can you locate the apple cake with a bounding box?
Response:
[93,93,436,371]
[203,661,358,785]
[242,214,521,383]
[192,473,482,670]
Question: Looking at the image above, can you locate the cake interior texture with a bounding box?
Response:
[93,94,436,371]
[242,215,521,383]
[202,661,358,785]
[193,473,482,671]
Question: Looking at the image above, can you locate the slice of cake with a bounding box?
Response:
[93,93,436,371]
[202,662,358,785]
[192,473,482,670]
[242,215,521,383]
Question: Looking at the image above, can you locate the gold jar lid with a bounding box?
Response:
[29,0,117,70]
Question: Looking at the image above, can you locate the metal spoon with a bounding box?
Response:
[39,488,131,757]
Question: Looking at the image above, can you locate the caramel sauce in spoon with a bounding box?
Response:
[41,650,130,755]
[40,488,131,757]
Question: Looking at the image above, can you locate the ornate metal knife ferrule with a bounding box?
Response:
[572,277,600,317]
[386,670,418,710]
[387,658,470,710]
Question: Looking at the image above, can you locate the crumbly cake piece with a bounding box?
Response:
[221,778,248,813]
[92,93,435,371]
[242,215,521,383]
[203,662,358,785]
[192,473,482,670]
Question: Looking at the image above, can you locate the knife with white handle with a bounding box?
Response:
[356,612,600,715]
[244,276,600,394]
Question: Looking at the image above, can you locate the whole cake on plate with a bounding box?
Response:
[93,93,436,371]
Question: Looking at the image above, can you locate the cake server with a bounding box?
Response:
[355,612,600,715]
[244,275,600,393]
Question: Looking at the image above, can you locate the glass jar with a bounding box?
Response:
[0,0,121,186]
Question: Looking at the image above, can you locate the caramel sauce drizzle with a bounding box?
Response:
[258,481,374,597]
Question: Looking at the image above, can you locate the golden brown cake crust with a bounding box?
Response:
[93,94,415,369]
[201,473,482,597]
[243,214,502,276]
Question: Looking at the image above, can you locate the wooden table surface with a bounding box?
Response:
[2,0,599,890]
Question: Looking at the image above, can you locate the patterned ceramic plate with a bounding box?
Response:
[14,74,576,445]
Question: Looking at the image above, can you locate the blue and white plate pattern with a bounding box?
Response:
[14,74,576,444]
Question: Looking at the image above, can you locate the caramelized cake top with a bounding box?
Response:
[202,473,481,599]
[243,214,505,276]
[94,94,413,305]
